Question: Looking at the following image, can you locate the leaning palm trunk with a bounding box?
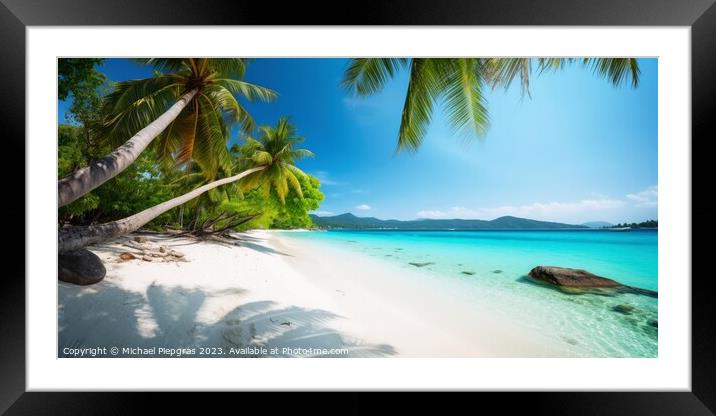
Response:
[58,166,266,252]
[58,88,199,207]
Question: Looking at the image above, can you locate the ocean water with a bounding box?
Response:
[283,229,658,357]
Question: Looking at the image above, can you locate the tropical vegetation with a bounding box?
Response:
[58,58,322,253]
[608,220,658,229]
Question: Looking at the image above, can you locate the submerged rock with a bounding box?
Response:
[59,249,106,285]
[612,304,635,315]
[461,271,476,275]
[647,319,658,328]
[492,270,503,274]
[409,262,435,267]
[527,266,657,298]
[620,286,658,298]
[563,337,579,346]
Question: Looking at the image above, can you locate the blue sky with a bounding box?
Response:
[59,58,658,224]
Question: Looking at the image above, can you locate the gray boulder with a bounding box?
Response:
[58,249,106,285]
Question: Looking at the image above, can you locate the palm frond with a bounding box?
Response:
[176,101,199,165]
[284,167,303,199]
[132,58,188,74]
[484,58,532,97]
[215,79,278,103]
[94,77,183,146]
[204,85,256,134]
[190,94,230,178]
[252,150,273,165]
[441,58,490,137]
[290,148,315,160]
[584,58,640,88]
[397,58,442,151]
[342,58,408,96]
[204,58,248,78]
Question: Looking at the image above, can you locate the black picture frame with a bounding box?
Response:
[2,0,713,413]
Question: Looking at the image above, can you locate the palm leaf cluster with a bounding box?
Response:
[94,58,277,178]
[236,117,314,203]
[343,57,640,151]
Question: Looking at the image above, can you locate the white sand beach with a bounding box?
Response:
[58,230,573,358]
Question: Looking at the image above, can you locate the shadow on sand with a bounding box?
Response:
[58,282,395,358]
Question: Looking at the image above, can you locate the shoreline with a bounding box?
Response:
[58,230,582,357]
[270,232,574,357]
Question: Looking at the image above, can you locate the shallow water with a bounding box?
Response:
[282,229,658,357]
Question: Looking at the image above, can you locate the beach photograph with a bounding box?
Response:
[57,57,657,358]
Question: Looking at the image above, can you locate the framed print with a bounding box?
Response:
[3,0,715,413]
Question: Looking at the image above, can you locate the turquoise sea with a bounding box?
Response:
[283,229,658,357]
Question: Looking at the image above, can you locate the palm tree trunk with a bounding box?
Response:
[58,166,266,252]
[58,88,199,208]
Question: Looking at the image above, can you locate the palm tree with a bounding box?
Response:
[342,58,640,151]
[236,117,314,204]
[58,58,277,207]
[58,118,313,252]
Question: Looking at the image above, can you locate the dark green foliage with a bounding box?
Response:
[58,124,100,222]
[58,124,89,176]
[58,58,105,100]
[58,58,107,126]
[91,152,175,226]
[610,220,658,229]
[58,124,174,227]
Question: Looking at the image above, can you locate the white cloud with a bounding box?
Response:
[355,204,372,210]
[414,186,657,224]
[416,200,625,222]
[311,210,334,216]
[626,185,658,207]
[415,210,449,218]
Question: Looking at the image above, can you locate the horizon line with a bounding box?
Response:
[310,212,657,225]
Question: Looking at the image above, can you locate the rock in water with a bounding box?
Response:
[528,266,658,298]
[612,304,635,314]
[58,249,106,285]
[528,266,621,288]
[409,262,435,267]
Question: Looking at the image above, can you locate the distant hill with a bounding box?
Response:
[581,221,613,229]
[309,213,587,230]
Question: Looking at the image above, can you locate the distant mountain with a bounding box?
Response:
[581,221,613,229]
[309,213,587,230]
